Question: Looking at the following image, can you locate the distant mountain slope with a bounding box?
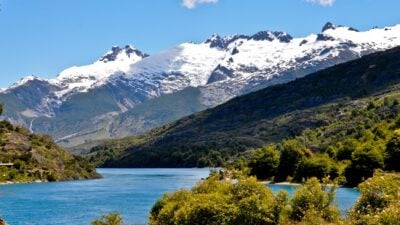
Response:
[87,46,400,167]
[0,105,100,183]
[1,23,400,148]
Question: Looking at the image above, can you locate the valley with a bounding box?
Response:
[1,2,400,223]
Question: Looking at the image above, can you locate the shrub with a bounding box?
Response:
[91,212,124,225]
[286,177,340,223]
[349,173,400,225]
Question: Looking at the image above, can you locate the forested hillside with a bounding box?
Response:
[0,104,100,183]
[88,47,400,173]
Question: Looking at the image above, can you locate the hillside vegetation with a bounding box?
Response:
[88,47,400,174]
[0,104,100,183]
[245,94,400,186]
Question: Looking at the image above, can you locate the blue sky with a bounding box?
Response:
[0,0,399,88]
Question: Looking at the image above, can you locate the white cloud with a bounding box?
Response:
[305,0,335,7]
[182,0,219,9]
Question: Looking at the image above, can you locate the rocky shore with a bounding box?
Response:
[0,217,8,225]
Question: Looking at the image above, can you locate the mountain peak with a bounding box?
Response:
[204,34,226,49]
[251,31,293,43]
[204,34,248,49]
[2,75,44,92]
[99,45,148,63]
[205,30,293,49]
[322,22,359,33]
[322,22,337,32]
[11,75,40,86]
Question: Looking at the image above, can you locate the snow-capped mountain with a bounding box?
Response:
[1,22,400,148]
[199,23,400,105]
[52,45,148,99]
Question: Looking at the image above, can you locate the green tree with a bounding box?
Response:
[345,147,384,186]
[336,139,358,161]
[294,155,339,182]
[384,130,400,171]
[248,146,280,180]
[276,140,311,182]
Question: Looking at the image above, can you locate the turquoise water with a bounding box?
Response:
[0,169,359,225]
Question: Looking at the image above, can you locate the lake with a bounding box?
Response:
[0,169,359,225]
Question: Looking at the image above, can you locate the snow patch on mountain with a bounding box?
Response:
[3,22,400,115]
[120,42,226,95]
[197,23,400,106]
[49,45,148,98]
[9,75,41,89]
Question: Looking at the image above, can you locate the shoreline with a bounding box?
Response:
[0,180,47,185]
[0,175,102,186]
[261,181,354,188]
[261,181,301,186]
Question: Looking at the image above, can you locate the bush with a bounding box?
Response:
[349,173,400,225]
[91,212,124,225]
[286,177,340,223]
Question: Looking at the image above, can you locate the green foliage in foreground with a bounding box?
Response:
[149,174,340,225]
[349,172,400,225]
[91,212,125,225]
[147,173,400,225]
[93,173,400,225]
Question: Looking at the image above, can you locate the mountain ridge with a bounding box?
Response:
[87,46,400,167]
[1,22,400,148]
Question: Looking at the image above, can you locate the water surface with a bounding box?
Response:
[0,168,210,225]
[0,169,359,224]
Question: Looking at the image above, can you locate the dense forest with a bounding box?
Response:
[244,93,400,186]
